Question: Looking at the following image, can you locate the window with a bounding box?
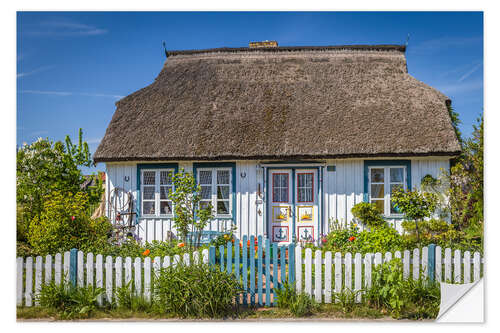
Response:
[297,173,314,202]
[272,173,289,202]
[141,169,174,216]
[197,168,232,216]
[368,166,406,216]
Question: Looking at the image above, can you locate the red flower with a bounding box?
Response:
[71,216,75,221]
[348,236,356,242]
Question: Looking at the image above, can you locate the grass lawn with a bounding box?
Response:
[17,303,409,321]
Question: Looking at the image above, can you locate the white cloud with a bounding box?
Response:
[19,90,124,99]
[23,19,107,37]
[17,65,54,78]
[435,80,483,94]
[458,63,482,82]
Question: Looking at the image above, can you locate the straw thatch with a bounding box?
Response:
[94,44,461,163]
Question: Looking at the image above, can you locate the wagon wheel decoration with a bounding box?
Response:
[108,187,136,240]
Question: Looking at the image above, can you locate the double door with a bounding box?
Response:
[268,169,318,244]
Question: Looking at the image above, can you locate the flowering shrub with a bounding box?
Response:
[322,222,360,253]
[16,130,103,241]
[28,191,112,255]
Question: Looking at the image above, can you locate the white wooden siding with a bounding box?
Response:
[105,157,451,243]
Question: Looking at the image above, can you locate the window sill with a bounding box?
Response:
[213,215,233,220]
[139,215,174,219]
[384,214,404,219]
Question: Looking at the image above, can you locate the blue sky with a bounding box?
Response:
[16,11,483,174]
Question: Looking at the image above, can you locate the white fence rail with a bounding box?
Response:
[16,246,483,307]
[294,246,483,304]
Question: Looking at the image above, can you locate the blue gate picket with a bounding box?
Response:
[272,243,278,305]
[288,243,295,285]
[257,236,263,306]
[249,235,255,306]
[242,235,248,306]
[265,238,271,306]
[226,241,232,275]
[206,237,296,307]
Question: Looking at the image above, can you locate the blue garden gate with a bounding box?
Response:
[209,235,295,307]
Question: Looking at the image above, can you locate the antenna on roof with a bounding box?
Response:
[162,41,168,59]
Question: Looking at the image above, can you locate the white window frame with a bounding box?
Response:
[368,166,406,217]
[197,167,233,218]
[141,169,175,218]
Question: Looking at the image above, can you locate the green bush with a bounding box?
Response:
[365,258,440,319]
[36,280,106,319]
[28,191,112,255]
[355,226,405,254]
[152,263,242,318]
[351,202,386,228]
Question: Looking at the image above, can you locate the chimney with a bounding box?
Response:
[249,40,278,48]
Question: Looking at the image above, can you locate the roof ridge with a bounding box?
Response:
[167,44,406,57]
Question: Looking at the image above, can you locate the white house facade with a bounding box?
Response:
[94,42,461,245]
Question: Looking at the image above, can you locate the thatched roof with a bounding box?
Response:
[94,44,461,163]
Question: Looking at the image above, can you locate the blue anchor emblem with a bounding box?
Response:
[275,228,286,240]
[300,228,313,241]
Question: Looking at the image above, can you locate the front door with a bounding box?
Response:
[268,169,318,244]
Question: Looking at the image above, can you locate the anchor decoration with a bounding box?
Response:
[272,226,289,242]
[298,226,314,243]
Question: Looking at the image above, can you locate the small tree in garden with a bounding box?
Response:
[391,188,438,247]
[351,202,386,228]
[169,170,214,248]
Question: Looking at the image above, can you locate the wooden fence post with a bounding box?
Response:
[209,246,216,267]
[428,244,436,283]
[69,248,78,288]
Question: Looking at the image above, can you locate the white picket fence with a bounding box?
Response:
[16,249,210,307]
[294,246,484,304]
[16,246,483,307]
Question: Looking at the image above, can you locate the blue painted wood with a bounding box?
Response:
[288,243,295,285]
[234,241,240,305]
[227,241,232,275]
[257,236,263,306]
[428,243,436,283]
[187,231,223,245]
[265,238,271,306]
[242,235,248,306]
[219,245,225,272]
[363,160,411,207]
[209,246,216,267]
[250,235,255,306]
[272,243,278,305]
[69,248,77,287]
[280,246,286,287]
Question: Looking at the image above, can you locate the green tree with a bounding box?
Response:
[16,129,103,240]
[391,189,438,247]
[351,202,386,228]
[169,170,214,248]
[448,114,483,231]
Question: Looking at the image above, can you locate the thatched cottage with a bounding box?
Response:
[94,42,461,244]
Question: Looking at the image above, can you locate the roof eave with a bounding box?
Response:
[93,150,461,164]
